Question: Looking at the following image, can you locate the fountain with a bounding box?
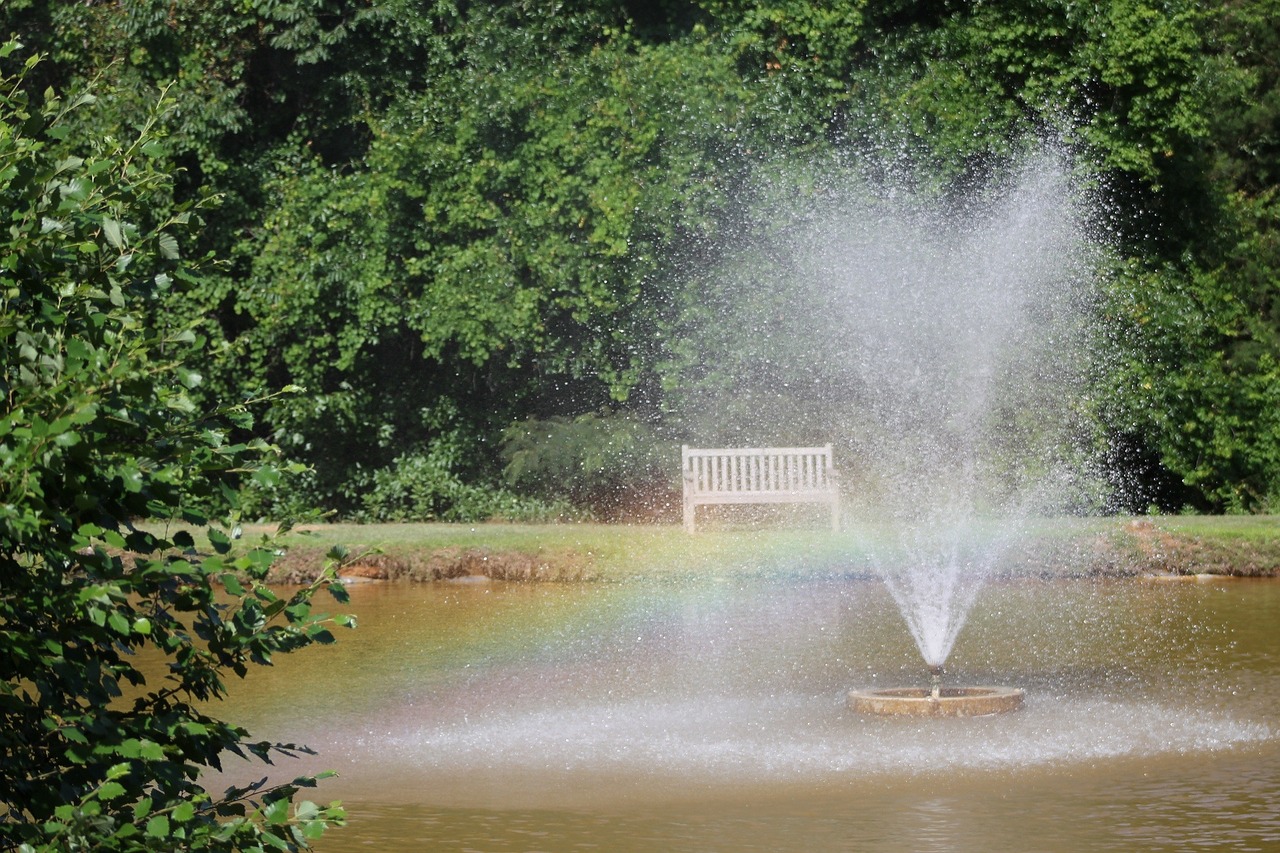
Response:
[851,518,1038,716]
[847,684,1025,717]
[685,150,1097,712]
[843,155,1093,713]
[848,660,1025,717]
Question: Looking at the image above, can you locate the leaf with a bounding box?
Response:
[97,781,125,800]
[208,527,233,555]
[145,815,170,838]
[54,156,84,174]
[157,231,180,259]
[61,727,89,745]
[177,367,203,389]
[133,797,153,820]
[102,217,125,249]
[263,798,291,825]
[262,832,290,850]
[108,610,131,636]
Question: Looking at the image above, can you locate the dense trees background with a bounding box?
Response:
[5,0,1279,517]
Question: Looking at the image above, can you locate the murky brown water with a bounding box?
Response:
[215,575,1279,851]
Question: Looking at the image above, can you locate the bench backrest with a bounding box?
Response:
[682,445,835,494]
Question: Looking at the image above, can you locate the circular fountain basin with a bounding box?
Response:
[848,685,1024,717]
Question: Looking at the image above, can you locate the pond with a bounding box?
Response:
[218,575,1280,851]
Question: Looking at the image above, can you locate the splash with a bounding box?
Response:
[680,148,1098,668]
[840,152,1096,667]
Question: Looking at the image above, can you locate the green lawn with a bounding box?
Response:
[240,514,1280,582]
[263,521,879,581]
[1145,514,1280,541]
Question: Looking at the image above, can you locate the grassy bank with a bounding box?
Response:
[257,515,1280,583]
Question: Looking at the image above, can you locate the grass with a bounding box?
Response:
[246,514,1280,583]
[262,521,877,582]
[1143,514,1280,541]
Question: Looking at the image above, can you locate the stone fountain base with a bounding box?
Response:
[848,686,1024,717]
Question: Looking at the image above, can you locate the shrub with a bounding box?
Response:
[501,411,675,519]
[0,47,348,851]
[352,448,577,523]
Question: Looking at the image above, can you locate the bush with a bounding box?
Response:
[501,411,675,520]
[352,448,578,523]
[0,48,348,851]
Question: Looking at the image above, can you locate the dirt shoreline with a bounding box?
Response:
[270,544,595,584]
[265,520,1280,584]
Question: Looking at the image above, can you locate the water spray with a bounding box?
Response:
[831,154,1089,718]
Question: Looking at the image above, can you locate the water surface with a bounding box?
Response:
[218,576,1279,851]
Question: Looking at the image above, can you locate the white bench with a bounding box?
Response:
[681,445,840,533]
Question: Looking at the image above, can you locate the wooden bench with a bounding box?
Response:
[681,445,840,533]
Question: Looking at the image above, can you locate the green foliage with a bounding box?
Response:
[353,448,575,524]
[0,50,348,850]
[698,0,867,121]
[1204,0,1280,194]
[368,29,758,388]
[501,412,673,519]
[6,0,1280,515]
[843,0,1211,189]
[1105,191,1280,512]
[204,19,771,516]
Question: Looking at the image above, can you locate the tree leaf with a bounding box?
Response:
[145,815,170,838]
[97,781,125,800]
[102,217,125,249]
[157,231,180,259]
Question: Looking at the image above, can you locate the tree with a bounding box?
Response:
[0,46,349,851]
[222,20,769,516]
[11,0,1280,516]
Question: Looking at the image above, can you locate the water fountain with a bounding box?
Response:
[846,155,1093,714]
[221,575,1277,851]
[847,683,1025,717]
[687,150,1096,713]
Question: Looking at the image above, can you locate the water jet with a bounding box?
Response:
[794,154,1094,706]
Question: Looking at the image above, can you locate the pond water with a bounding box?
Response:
[218,575,1280,851]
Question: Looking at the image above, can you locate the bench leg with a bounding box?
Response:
[830,495,841,533]
[684,498,696,533]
